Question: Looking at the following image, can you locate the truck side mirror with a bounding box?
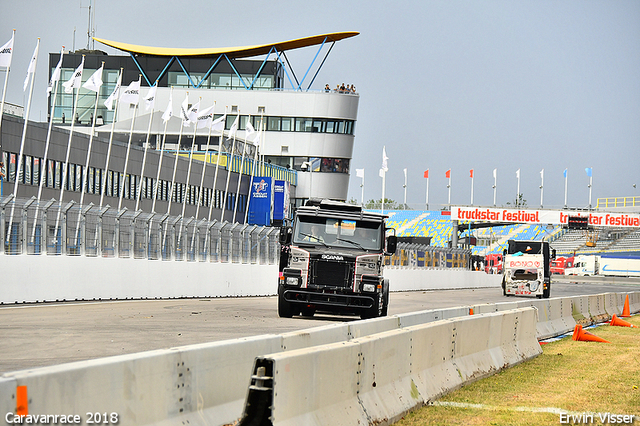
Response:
[279,226,292,245]
[386,235,397,254]
[551,249,556,260]
[503,249,507,256]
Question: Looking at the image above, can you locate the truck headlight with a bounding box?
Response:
[363,284,376,293]
[286,277,299,286]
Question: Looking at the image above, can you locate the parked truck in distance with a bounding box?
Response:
[277,199,397,319]
[502,240,554,298]
[564,254,640,277]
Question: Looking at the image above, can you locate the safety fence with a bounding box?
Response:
[0,196,280,265]
[386,242,471,269]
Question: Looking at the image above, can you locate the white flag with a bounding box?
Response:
[356,168,364,178]
[119,78,140,105]
[210,115,225,133]
[245,120,259,143]
[144,85,157,111]
[82,65,103,92]
[493,168,497,179]
[381,146,389,172]
[47,50,64,98]
[379,168,385,178]
[196,105,214,129]
[62,56,85,94]
[104,72,121,111]
[23,40,39,91]
[0,32,14,68]
[161,92,173,123]
[179,94,190,123]
[186,100,200,125]
[228,115,239,139]
[516,169,520,179]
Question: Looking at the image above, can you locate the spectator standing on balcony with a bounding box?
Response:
[324,84,330,92]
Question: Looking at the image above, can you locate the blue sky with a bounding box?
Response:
[2,0,639,209]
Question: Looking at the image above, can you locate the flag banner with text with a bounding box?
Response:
[451,206,640,228]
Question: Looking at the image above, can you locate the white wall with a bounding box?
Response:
[0,256,501,304]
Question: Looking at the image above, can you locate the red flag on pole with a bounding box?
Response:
[423,170,429,178]
[445,169,451,179]
[470,169,474,178]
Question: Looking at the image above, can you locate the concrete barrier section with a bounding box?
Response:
[238,308,541,426]
[1,335,282,426]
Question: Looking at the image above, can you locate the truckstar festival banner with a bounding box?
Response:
[451,206,640,228]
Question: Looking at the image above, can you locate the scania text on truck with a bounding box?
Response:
[277,199,397,319]
[502,240,554,298]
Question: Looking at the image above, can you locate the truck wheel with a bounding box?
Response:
[278,285,294,318]
[502,278,508,296]
[361,293,382,320]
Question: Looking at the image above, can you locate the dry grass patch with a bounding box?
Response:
[395,315,640,425]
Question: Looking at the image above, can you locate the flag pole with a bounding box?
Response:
[232,117,249,223]
[208,107,227,223]
[8,38,39,242]
[167,92,188,218]
[33,47,64,245]
[178,97,201,246]
[470,170,474,205]
[244,112,263,224]
[360,169,364,206]
[493,169,497,207]
[118,76,141,211]
[447,173,451,206]
[381,171,385,215]
[99,68,122,208]
[516,169,520,206]
[195,102,215,221]
[425,170,429,210]
[588,172,593,209]
[136,81,158,211]
[152,87,172,214]
[539,169,544,208]
[221,112,239,222]
[0,30,15,143]
[403,168,407,207]
[564,169,568,208]
[55,55,84,238]
[75,62,104,244]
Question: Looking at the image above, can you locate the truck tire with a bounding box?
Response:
[502,277,508,296]
[361,293,382,320]
[278,285,295,318]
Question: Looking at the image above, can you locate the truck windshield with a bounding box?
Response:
[293,216,382,250]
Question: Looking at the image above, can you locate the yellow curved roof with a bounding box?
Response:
[93,32,359,58]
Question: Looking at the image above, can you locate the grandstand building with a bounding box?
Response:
[47,32,359,209]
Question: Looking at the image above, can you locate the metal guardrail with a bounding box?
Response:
[1,196,473,271]
[0,196,281,265]
[386,242,472,269]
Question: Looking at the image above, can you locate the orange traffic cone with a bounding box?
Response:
[610,314,636,328]
[572,324,610,343]
[621,295,631,318]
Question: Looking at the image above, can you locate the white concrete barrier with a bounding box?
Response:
[0,255,278,304]
[384,268,501,291]
[238,308,541,426]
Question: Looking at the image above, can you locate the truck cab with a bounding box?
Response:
[502,240,553,298]
[278,199,397,319]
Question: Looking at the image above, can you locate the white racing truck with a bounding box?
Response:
[502,239,554,298]
[277,199,397,319]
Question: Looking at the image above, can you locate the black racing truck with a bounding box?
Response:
[277,199,397,319]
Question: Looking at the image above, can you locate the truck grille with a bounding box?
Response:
[312,260,352,288]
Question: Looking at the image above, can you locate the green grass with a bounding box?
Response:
[395,315,640,425]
